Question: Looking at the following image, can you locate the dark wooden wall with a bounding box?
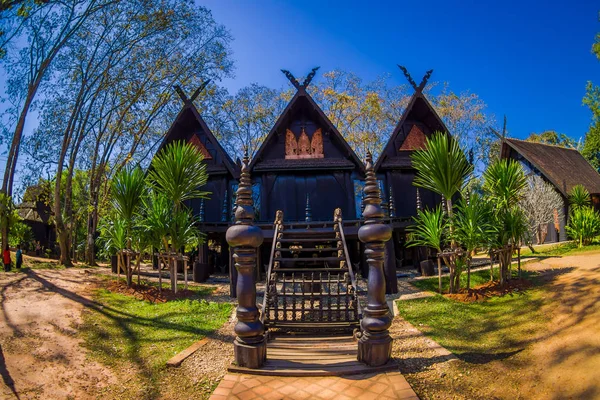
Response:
[257,172,357,222]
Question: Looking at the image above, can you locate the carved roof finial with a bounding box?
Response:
[398,65,418,92]
[174,85,188,103]
[398,65,433,94]
[281,69,300,90]
[302,66,320,88]
[282,67,320,90]
[174,80,211,105]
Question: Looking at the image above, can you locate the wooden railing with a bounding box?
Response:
[260,211,282,325]
[336,218,362,319]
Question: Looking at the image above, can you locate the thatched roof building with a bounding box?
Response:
[500,139,600,198]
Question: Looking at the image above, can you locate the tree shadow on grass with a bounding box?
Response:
[23,269,225,400]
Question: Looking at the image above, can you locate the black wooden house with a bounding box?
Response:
[374,68,445,269]
[157,86,239,276]
[249,69,365,223]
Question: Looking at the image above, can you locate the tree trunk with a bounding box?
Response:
[517,247,521,279]
[437,257,442,294]
[466,258,471,290]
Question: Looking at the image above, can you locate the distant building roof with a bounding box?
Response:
[501,138,600,196]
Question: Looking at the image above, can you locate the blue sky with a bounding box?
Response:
[201,0,600,142]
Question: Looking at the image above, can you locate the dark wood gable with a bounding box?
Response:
[375,67,448,218]
[250,69,364,222]
[157,92,239,223]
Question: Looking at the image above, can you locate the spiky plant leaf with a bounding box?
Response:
[147,141,210,208]
[411,132,473,200]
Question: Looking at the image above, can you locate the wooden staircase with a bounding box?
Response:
[261,210,361,332]
[228,209,398,376]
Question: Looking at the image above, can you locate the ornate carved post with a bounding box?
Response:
[416,188,422,212]
[199,199,205,223]
[379,181,388,218]
[226,152,266,368]
[361,192,366,215]
[357,151,393,367]
[221,192,228,222]
[388,186,396,218]
[305,193,312,222]
[231,190,237,222]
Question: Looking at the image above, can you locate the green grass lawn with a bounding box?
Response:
[410,268,534,293]
[398,273,549,360]
[520,241,600,257]
[80,282,232,398]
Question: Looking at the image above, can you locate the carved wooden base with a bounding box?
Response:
[357,330,392,367]
[234,336,267,369]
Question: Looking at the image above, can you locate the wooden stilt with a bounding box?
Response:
[184,257,188,291]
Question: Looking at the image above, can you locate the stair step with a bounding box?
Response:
[274,257,344,262]
[278,247,340,252]
[277,238,337,243]
[273,292,349,297]
[283,228,336,234]
[271,278,349,283]
[265,321,359,329]
[272,268,348,274]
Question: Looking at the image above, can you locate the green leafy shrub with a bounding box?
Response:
[568,184,591,211]
[566,207,600,247]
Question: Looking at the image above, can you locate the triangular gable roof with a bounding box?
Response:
[375,90,450,171]
[501,138,600,196]
[157,102,239,179]
[249,86,365,173]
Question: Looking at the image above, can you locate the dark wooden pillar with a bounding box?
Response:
[226,152,266,369]
[384,239,398,294]
[357,151,393,367]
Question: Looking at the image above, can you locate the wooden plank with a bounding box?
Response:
[227,361,398,377]
[166,338,209,367]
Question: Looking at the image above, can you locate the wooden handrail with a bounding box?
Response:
[260,218,281,325]
[337,220,362,318]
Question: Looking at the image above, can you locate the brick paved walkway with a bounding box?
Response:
[209,371,419,400]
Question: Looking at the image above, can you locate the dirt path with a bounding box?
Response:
[393,252,600,400]
[0,268,116,399]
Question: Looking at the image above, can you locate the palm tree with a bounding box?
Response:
[145,141,208,291]
[408,206,447,293]
[147,141,210,211]
[483,159,527,286]
[453,193,494,290]
[111,166,146,286]
[411,132,473,293]
[98,216,127,280]
[411,132,473,219]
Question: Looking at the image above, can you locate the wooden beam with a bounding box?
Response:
[190,79,211,103]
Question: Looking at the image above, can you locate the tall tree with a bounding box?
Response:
[210,84,289,160]
[0,0,112,252]
[582,17,600,171]
[430,84,496,172]
[22,0,233,265]
[309,70,409,160]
